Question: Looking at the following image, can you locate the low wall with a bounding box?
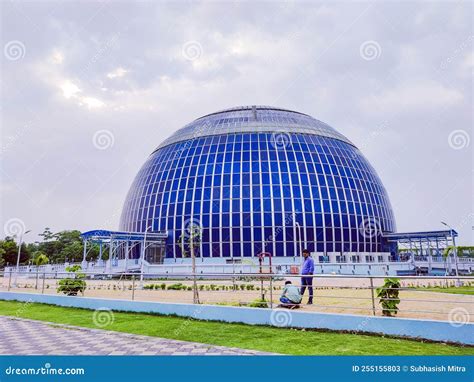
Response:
[0,292,472,345]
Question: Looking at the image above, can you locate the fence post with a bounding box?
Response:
[8,269,12,291]
[41,272,46,294]
[269,274,273,309]
[369,277,376,316]
[131,276,135,301]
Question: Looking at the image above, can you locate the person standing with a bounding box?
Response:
[300,249,314,304]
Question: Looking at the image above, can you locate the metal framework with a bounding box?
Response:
[383,229,458,255]
[80,230,168,269]
[383,229,460,276]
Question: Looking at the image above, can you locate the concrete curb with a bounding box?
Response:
[1,292,472,345]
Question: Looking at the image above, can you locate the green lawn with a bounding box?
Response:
[0,300,472,355]
[413,286,474,295]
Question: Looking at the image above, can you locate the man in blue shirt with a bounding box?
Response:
[300,249,314,304]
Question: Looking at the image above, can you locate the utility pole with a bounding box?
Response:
[140,226,152,289]
[190,224,200,304]
[13,230,31,287]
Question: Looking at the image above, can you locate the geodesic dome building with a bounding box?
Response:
[119,106,396,262]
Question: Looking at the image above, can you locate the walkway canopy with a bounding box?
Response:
[81,230,168,243]
[80,230,168,264]
[382,230,458,257]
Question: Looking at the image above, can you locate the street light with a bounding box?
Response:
[441,221,460,280]
[140,225,153,288]
[13,229,31,287]
[295,222,303,260]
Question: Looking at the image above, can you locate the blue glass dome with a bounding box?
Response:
[120,106,396,259]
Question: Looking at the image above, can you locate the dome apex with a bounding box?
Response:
[155,105,353,151]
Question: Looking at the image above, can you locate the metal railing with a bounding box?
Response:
[0,270,472,322]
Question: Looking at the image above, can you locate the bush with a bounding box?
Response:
[248,298,268,308]
[167,283,185,290]
[57,265,86,296]
[376,278,401,317]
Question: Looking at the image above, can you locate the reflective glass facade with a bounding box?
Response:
[120,106,396,258]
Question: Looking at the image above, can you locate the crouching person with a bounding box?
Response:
[279,280,302,309]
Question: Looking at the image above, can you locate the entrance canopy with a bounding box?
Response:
[383,229,457,244]
[81,230,168,243]
[382,229,458,258]
[80,230,168,264]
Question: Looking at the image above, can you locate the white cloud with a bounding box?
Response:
[60,80,81,99]
[59,80,104,109]
[106,67,128,79]
[51,50,64,64]
[80,97,105,109]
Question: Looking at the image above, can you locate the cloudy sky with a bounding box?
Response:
[1,0,472,244]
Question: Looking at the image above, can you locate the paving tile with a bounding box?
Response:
[0,316,274,355]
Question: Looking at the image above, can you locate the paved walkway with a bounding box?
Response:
[0,316,271,355]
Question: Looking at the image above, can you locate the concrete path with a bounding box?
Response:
[0,316,271,355]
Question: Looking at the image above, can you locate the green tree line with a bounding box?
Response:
[0,228,103,268]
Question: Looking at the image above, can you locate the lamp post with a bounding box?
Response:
[295,221,303,259]
[140,225,153,288]
[13,229,31,287]
[441,221,460,282]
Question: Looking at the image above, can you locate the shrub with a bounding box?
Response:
[248,298,268,308]
[57,265,86,296]
[167,283,185,290]
[376,278,401,317]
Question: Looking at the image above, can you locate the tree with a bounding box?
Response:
[36,229,91,263]
[0,238,30,265]
[0,248,5,268]
[176,223,201,304]
[33,252,49,266]
[59,241,84,263]
[33,252,49,289]
[37,228,62,261]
